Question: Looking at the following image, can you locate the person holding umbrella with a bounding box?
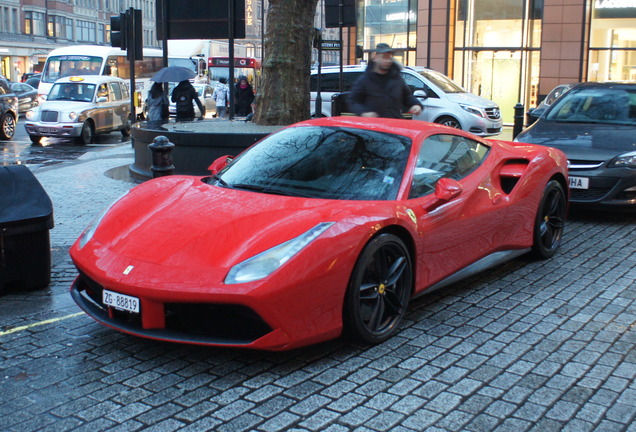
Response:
[171,79,205,121]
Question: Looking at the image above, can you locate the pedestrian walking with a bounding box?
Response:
[171,79,205,121]
[145,82,169,127]
[213,77,230,118]
[349,43,422,119]
[235,75,255,117]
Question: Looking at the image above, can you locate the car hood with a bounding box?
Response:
[87,176,365,268]
[515,121,636,160]
[40,100,91,112]
[445,92,498,109]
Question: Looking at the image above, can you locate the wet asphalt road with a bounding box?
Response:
[1,116,131,167]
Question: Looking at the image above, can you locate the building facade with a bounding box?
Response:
[352,0,636,123]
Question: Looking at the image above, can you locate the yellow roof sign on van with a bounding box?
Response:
[69,76,84,82]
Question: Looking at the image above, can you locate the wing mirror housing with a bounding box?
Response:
[413,90,428,100]
[208,155,234,175]
[425,178,462,212]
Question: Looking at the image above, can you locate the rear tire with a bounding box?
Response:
[531,180,566,259]
[0,113,16,140]
[76,121,94,145]
[121,115,132,137]
[344,234,412,344]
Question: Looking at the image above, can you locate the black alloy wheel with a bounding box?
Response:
[344,233,413,344]
[121,115,132,137]
[0,113,16,140]
[532,180,566,259]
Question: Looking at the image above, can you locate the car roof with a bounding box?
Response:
[53,75,126,85]
[570,81,636,90]
[312,65,432,73]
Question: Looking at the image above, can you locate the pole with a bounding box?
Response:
[128,8,137,123]
[229,0,236,120]
[316,29,323,118]
[338,0,343,93]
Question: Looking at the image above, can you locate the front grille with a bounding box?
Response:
[41,110,59,123]
[570,188,610,201]
[485,107,501,120]
[568,159,604,171]
[75,271,272,344]
[487,127,501,134]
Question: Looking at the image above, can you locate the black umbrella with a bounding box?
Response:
[151,66,196,83]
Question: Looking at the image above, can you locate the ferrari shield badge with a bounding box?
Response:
[406,209,417,224]
[123,265,134,275]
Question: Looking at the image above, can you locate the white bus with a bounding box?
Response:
[39,45,164,116]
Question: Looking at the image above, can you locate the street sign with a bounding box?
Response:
[321,40,341,51]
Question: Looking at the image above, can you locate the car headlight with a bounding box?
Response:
[68,112,77,121]
[459,104,486,118]
[609,151,636,168]
[225,222,334,284]
[78,193,128,249]
[25,110,36,120]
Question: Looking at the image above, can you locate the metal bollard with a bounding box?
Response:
[512,103,525,139]
[148,135,175,178]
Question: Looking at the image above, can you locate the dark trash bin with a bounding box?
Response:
[0,165,54,294]
[331,92,353,117]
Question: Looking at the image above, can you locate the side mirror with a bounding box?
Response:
[208,155,234,175]
[434,177,462,201]
[413,90,428,100]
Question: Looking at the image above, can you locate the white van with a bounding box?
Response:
[310,65,502,137]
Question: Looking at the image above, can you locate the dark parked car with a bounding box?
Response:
[10,82,39,113]
[26,74,41,90]
[526,83,575,125]
[515,82,636,210]
[0,76,19,140]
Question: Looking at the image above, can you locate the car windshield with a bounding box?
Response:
[48,83,96,102]
[214,126,412,200]
[419,69,465,94]
[546,86,636,125]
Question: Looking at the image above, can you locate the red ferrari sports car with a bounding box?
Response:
[70,117,568,351]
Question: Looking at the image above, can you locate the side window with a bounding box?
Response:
[409,134,489,199]
[402,72,438,98]
[109,82,123,101]
[97,83,110,101]
[0,83,7,95]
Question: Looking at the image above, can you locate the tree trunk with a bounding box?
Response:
[254,0,319,125]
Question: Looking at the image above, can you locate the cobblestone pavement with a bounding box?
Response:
[1,142,635,432]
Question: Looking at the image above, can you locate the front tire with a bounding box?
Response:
[532,180,566,259]
[0,113,16,140]
[344,234,412,344]
[435,116,461,129]
[29,135,42,144]
[121,115,132,137]
[76,121,94,145]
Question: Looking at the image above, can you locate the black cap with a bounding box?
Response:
[375,43,394,54]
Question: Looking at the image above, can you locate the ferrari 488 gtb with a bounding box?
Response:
[70,117,568,350]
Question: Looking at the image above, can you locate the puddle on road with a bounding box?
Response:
[105,164,143,184]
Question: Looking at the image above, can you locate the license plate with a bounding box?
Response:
[38,127,57,133]
[569,176,589,189]
[103,289,140,313]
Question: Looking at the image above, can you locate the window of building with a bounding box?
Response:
[356,0,418,65]
[589,1,636,81]
[77,20,96,42]
[24,11,46,36]
[98,23,105,43]
[453,0,543,124]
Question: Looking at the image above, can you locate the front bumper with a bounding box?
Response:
[467,116,502,137]
[567,165,636,208]
[25,121,82,138]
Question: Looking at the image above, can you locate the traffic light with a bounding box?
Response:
[110,13,127,49]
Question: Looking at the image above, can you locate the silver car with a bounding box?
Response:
[25,75,132,145]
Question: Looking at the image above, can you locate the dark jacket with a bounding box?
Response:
[171,81,204,120]
[349,62,421,119]
[235,81,255,116]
